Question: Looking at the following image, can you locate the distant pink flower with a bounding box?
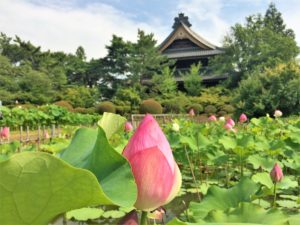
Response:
[274,110,283,118]
[0,127,9,139]
[270,163,283,183]
[226,118,235,127]
[239,113,248,123]
[44,131,50,139]
[189,108,195,116]
[208,115,217,121]
[224,123,233,131]
[124,122,133,132]
[117,210,138,225]
[123,114,181,211]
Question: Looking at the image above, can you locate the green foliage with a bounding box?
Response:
[62,86,98,108]
[0,152,107,225]
[211,3,299,87]
[114,87,141,110]
[162,94,191,114]
[187,103,203,114]
[204,105,217,114]
[234,62,300,117]
[54,100,73,111]
[151,67,177,97]
[139,99,163,114]
[221,104,235,114]
[96,101,116,114]
[183,63,203,96]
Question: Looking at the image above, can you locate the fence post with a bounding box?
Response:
[26,126,29,142]
[37,125,41,147]
[19,126,23,143]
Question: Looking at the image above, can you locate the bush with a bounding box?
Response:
[221,104,235,114]
[96,101,116,114]
[217,110,227,116]
[139,99,163,114]
[54,101,73,111]
[204,105,217,114]
[187,103,203,114]
[162,95,191,114]
[116,105,131,115]
[73,107,95,114]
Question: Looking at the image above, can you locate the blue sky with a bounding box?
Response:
[0,0,299,58]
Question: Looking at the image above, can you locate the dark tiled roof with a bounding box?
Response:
[163,49,224,59]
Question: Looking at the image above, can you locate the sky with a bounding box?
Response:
[0,0,299,59]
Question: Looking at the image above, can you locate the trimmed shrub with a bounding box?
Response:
[73,107,95,114]
[139,99,163,114]
[221,104,235,114]
[54,101,73,111]
[204,105,217,114]
[217,110,227,116]
[187,103,203,115]
[96,101,116,114]
[162,95,191,114]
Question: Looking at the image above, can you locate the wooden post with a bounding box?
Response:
[37,125,41,147]
[26,126,29,142]
[19,126,23,143]
[51,124,55,138]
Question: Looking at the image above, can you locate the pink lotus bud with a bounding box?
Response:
[44,131,50,139]
[270,163,283,183]
[208,115,217,121]
[124,122,133,133]
[189,108,195,116]
[274,110,282,118]
[0,127,10,139]
[117,210,138,225]
[123,114,182,211]
[226,118,235,127]
[239,113,247,123]
[224,123,233,130]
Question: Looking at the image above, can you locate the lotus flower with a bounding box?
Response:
[44,131,50,139]
[125,122,133,133]
[239,113,247,123]
[172,122,180,132]
[219,116,225,121]
[189,108,195,116]
[224,123,233,130]
[123,114,182,211]
[0,127,9,139]
[226,118,235,127]
[270,163,283,183]
[274,110,282,118]
[208,115,217,121]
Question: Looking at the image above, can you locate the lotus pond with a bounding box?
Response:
[1,113,300,225]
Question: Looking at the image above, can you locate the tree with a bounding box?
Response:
[211,3,299,87]
[151,67,177,98]
[234,62,300,117]
[183,63,203,96]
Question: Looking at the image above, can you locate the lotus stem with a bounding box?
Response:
[140,211,148,225]
[272,182,277,208]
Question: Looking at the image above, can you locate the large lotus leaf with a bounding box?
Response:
[98,112,127,139]
[167,218,262,225]
[204,203,287,225]
[219,136,237,150]
[247,155,278,171]
[252,173,297,191]
[189,178,259,221]
[0,152,109,225]
[60,127,137,207]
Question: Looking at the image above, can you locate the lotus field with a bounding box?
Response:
[1,112,300,225]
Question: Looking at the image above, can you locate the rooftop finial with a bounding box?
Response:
[172,13,192,29]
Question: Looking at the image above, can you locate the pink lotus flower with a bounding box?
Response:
[239,113,248,123]
[44,131,50,139]
[270,163,283,183]
[125,122,133,133]
[274,110,283,118]
[123,114,182,211]
[208,115,217,121]
[224,123,233,130]
[189,108,195,116]
[226,118,235,127]
[0,127,9,139]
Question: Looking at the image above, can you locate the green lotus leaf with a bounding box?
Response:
[66,208,104,221]
[60,114,137,208]
[252,172,273,189]
[0,152,109,225]
[102,210,125,218]
[98,112,127,139]
[189,178,259,221]
[219,136,237,150]
[204,202,287,225]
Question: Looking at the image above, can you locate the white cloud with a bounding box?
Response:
[0,0,168,59]
[176,0,229,46]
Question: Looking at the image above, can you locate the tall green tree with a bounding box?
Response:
[183,63,203,96]
[211,3,299,87]
[151,67,177,98]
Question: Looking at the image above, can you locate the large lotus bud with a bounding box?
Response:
[0,127,9,139]
[208,115,217,121]
[123,114,182,211]
[270,163,283,183]
[125,122,133,133]
[274,110,282,118]
[226,118,235,127]
[239,113,247,123]
[189,108,195,116]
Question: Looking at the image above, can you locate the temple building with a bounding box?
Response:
[159,13,227,86]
